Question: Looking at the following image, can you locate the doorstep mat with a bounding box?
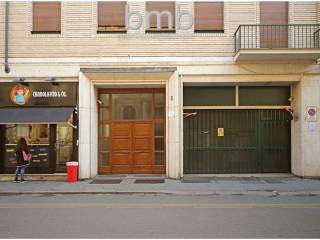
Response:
[134,179,165,184]
[90,179,123,184]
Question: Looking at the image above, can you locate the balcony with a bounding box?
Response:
[234,24,320,62]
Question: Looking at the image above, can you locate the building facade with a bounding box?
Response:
[0,1,320,179]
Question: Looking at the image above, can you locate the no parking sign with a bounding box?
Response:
[306,106,317,122]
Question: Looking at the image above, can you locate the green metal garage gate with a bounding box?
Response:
[183,109,291,174]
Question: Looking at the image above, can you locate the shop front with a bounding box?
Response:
[0,82,78,174]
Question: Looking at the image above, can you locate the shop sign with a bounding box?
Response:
[0,82,77,107]
[217,128,224,137]
[306,106,317,122]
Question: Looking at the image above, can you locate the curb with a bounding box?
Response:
[0,190,319,197]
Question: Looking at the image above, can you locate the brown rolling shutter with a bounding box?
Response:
[33,2,61,32]
[260,2,288,48]
[146,2,175,30]
[194,2,224,31]
[260,2,288,25]
[98,2,126,28]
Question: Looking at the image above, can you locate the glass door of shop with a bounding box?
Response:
[55,124,74,172]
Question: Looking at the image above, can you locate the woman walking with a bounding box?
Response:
[14,138,31,183]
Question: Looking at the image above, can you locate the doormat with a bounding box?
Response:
[90,179,123,184]
[133,174,165,178]
[134,179,165,184]
[181,179,211,183]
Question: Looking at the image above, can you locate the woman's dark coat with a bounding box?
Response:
[15,147,30,166]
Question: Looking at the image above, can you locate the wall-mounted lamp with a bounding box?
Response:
[13,77,29,86]
[283,107,299,121]
[68,122,78,129]
[44,77,59,85]
[44,77,56,82]
[13,77,25,82]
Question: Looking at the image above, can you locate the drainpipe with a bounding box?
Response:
[4,1,10,73]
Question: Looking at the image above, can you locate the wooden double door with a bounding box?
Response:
[111,121,155,173]
[98,89,166,174]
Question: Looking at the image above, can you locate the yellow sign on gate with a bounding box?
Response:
[217,128,224,137]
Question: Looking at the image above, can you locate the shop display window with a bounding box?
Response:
[4,124,73,173]
[6,124,49,144]
[5,124,50,169]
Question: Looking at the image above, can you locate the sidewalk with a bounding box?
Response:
[1,175,320,196]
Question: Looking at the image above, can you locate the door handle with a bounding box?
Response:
[201,131,209,134]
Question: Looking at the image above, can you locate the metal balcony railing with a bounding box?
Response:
[234,24,320,54]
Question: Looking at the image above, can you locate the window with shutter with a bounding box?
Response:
[146,1,175,33]
[194,2,224,32]
[260,1,288,25]
[32,2,61,33]
[98,1,127,33]
[260,2,288,48]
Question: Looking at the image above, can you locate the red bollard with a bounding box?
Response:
[66,162,78,183]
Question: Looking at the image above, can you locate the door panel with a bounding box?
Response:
[134,138,152,150]
[134,123,153,136]
[110,121,154,174]
[112,139,130,150]
[184,110,258,174]
[260,110,291,172]
[112,153,131,165]
[112,122,131,136]
[132,121,154,173]
[110,122,132,173]
[184,109,291,174]
[134,152,153,165]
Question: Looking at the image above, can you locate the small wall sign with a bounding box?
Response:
[217,128,224,137]
[308,122,317,132]
[306,106,317,122]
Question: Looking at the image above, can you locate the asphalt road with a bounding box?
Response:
[0,194,320,238]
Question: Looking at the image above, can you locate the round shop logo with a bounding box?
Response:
[10,84,31,105]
